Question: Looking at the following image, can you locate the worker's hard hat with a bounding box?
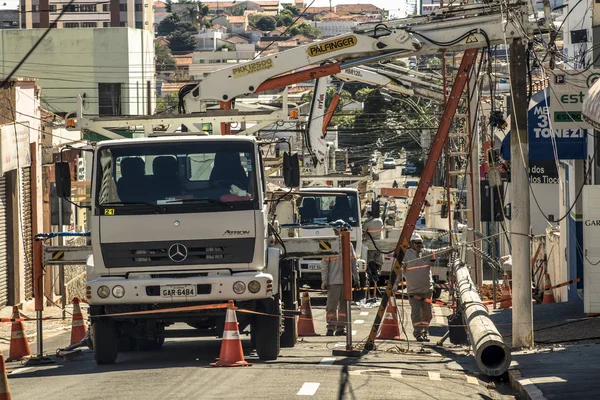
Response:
[410,232,423,242]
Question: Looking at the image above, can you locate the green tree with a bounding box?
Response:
[157,14,180,35]
[276,12,294,27]
[249,14,277,31]
[168,30,197,52]
[282,3,301,15]
[231,3,246,16]
[155,42,176,73]
[165,0,172,12]
[301,87,352,114]
[289,22,319,38]
[156,92,179,113]
[176,21,198,32]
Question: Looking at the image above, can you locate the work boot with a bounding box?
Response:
[326,329,334,337]
[422,334,430,342]
[335,329,347,336]
[416,335,424,342]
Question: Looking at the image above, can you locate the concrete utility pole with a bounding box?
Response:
[509,38,533,348]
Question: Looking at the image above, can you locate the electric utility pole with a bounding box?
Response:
[509,38,534,348]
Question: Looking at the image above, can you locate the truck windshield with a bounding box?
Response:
[96,141,258,212]
[298,193,359,227]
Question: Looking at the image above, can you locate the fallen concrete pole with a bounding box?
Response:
[454,257,511,376]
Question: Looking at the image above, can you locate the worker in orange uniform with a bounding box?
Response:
[321,221,360,336]
[394,232,451,342]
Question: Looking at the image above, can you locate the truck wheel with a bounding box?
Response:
[280,290,297,348]
[254,300,280,361]
[92,319,118,365]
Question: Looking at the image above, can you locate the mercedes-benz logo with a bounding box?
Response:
[168,243,188,263]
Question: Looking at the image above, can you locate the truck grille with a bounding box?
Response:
[101,238,254,268]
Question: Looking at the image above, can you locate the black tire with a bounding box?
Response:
[92,318,118,365]
[280,290,297,348]
[254,299,281,361]
[118,336,136,352]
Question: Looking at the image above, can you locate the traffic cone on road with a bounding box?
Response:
[542,273,556,304]
[0,354,11,400]
[70,297,88,345]
[211,300,251,367]
[498,275,512,309]
[7,306,31,361]
[298,292,320,337]
[376,297,403,340]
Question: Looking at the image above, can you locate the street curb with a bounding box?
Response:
[508,368,547,400]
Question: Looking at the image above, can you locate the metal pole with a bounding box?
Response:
[58,196,66,320]
[341,231,352,350]
[509,38,533,348]
[33,240,43,356]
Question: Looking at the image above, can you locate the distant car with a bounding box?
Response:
[404,180,418,188]
[382,158,396,169]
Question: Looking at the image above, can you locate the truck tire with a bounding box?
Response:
[92,318,118,365]
[254,299,280,361]
[280,290,297,348]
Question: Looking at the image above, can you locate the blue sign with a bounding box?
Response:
[501,89,588,161]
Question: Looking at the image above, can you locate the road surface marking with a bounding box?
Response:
[297,382,320,396]
[354,319,364,324]
[320,357,336,365]
[8,367,33,375]
[466,376,479,385]
[390,369,403,378]
[352,330,357,336]
[359,311,369,316]
[428,371,441,381]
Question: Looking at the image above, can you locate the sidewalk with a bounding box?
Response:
[0,302,84,356]
[488,300,600,400]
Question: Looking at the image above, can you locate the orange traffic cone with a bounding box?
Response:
[70,297,88,345]
[0,354,11,400]
[376,297,403,340]
[7,306,31,361]
[542,273,556,304]
[499,275,512,309]
[298,292,320,337]
[211,300,251,367]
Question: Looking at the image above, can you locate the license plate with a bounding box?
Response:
[306,263,321,270]
[160,285,196,297]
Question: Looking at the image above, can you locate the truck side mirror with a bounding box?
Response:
[283,152,300,188]
[55,161,71,198]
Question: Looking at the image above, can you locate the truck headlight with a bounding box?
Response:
[248,280,261,294]
[112,285,125,298]
[233,281,246,294]
[97,285,110,299]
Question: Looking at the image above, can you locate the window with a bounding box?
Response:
[32,5,39,11]
[120,21,127,26]
[135,4,143,11]
[80,4,97,12]
[298,193,359,226]
[96,142,258,212]
[135,21,142,29]
[103,22,110,27]
[120,4,127,11]
[81,22,97,28]
[64,4,79,12]
[102,4,109,11]
[98,83,121,116]
[49,5,57,12]
[64,22,79,28]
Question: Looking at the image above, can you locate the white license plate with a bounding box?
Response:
[306,263,321,270]
[161,285,196,297]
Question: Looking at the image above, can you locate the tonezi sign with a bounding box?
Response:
[307,36,357,57]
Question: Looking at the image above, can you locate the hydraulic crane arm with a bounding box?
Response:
[182,2,530,111]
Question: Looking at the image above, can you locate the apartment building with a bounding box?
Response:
[20,0,153,30]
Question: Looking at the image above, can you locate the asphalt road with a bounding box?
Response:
[6,294,517,400]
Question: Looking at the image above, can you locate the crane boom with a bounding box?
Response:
[182,2,529,111]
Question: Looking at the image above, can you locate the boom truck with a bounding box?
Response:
[58,1,529,365]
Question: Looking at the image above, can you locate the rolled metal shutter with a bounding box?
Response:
[0,177,8,307]
[21,167,33,300]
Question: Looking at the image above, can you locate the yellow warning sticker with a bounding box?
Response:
[319,241,332,251]
[52,251,64,260]
[307,35,357,58]
[465,35,478,44]
[104,208,115,216]
[232,58,274,78]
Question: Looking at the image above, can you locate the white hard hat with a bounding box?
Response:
[410,232,423,242]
